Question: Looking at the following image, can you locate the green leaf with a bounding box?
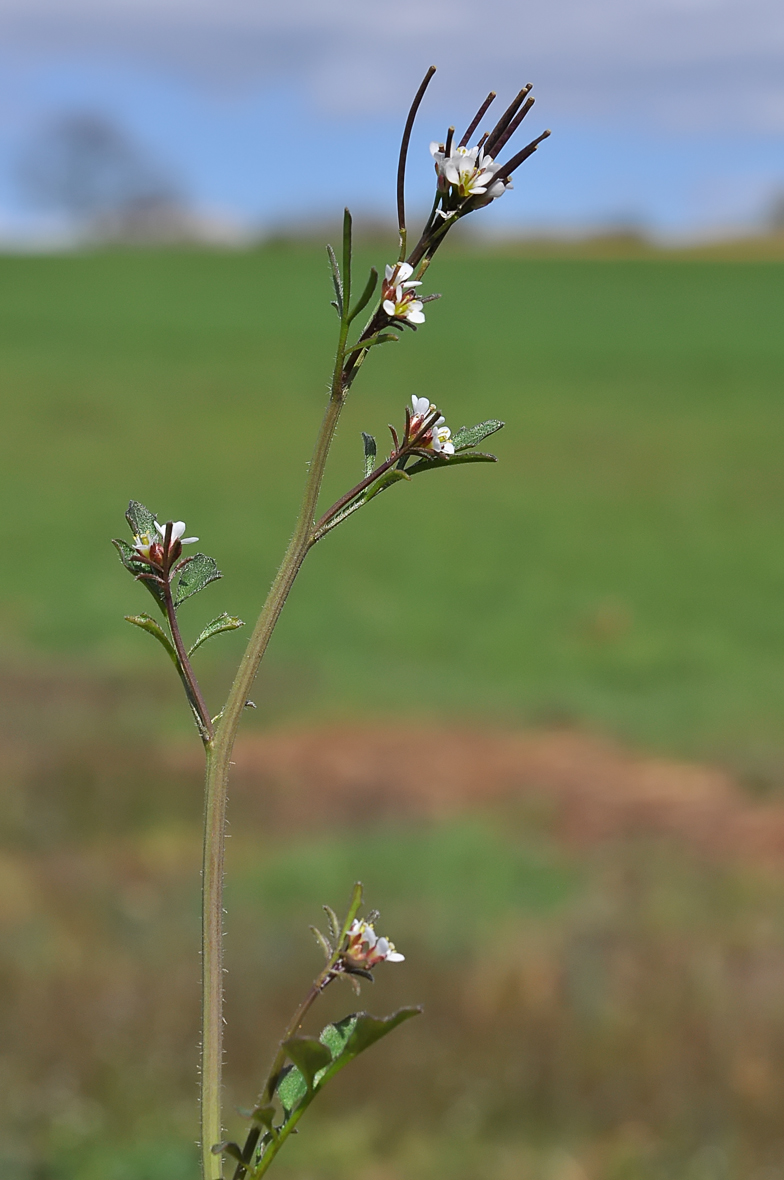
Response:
[323,905,340,941]
[250,1106,276,1131]
[347,267,378,323]
[364,469,410,502]
[340,882,364,940]
[326,244,342,317]
[125,499,158,538]
[124,613,178,666]
[406,451,498,477]
[283,1036,333,1090]
[347,332,398,354]
[310,925,333,960]
[342,208,352,312]
[213,1141,245,1164]
[187,613,244,657]
[333,1008,422,1062]
[276,1064,308,1116]
[319,1014,358,1061]
[451,419,505,452]
[172,553,221,608]
[112,538,166,610]
[361,432,377,478]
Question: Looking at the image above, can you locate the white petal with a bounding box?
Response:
[375,937,390,956]
[384,264,395,281]
[155,521,166,537]
[397,263,413,282]
[182,536,199,545]
[429,141,443,157]
[401,280,422,289]
[382,299,396,316]
[171,522,187,542]
[444,161,460,186]
[441,442,455,455]
[434,415,445,429]
[386,951,405,962]
[413,396,430,416]
[406,307,426,324]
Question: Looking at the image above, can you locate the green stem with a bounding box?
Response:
[199,335,349,1177]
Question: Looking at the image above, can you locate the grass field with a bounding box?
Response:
[1,246,784,760]
[3,245,784,1179]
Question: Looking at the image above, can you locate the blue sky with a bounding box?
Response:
[0,0,782,238]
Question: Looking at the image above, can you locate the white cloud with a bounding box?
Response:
[0,0,782,133]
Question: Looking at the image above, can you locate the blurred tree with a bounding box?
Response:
[16,112,192,242]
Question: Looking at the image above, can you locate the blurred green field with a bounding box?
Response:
[1,246,784,759]
[3,246,784,1180]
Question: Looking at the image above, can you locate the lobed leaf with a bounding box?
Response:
[172,553,222,608]
[187,612,244,657]
[451,419,505,452]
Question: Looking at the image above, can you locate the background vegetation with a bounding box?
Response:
[2,244,784,1178]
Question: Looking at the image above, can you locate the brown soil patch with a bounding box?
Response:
[172,724,784,865]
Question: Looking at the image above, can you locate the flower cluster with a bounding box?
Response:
[341,919,405,971]
[409,395,455,456]
[133,520,198,572]
[430,140,512,207]
[382,262,425,325]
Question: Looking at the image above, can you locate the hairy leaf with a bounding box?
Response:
[276,1064,307,1116]
[172,553,221,608]
[361,432,377,478]
[125,499,158,538]
[187,613,244,657]
[112,538,166,610]
[326,244,342,317]
[124,613,178,665]
[406,451,498,476]
[319,1013,358,1061]
[451,419,504,452]
[364,469,410,502]
[323,905,340,941]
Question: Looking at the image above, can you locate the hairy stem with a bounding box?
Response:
[199,338,349,1177]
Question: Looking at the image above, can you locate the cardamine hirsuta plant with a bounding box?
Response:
[113,66,549,1179]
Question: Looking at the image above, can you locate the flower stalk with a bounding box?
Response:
[113,64,547,1180]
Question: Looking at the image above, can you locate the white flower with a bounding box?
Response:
[408,395,454,457]
[433,141,512,205]
[132,531,157,561]
[155,520,198,546]
[343,919,405,969]
[382,262,426,325]
[433,425,455,456]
